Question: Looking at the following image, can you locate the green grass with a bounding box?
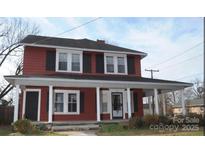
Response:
[0,125,63,136]
[97,124,204,136]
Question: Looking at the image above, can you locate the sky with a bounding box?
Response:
[0,17,204,84]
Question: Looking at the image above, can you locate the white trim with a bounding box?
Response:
[22,89,41,121]
[53,89,80,115]
[48,85,53,123]
[13,85,20,122]
[21,43,147,57]
[56,49,83,73]
[181,89,186,116]
[96,87,101,122]
[127,88,132,118]
[104,53,128,75]
[154,88,159,115]
[7,76,192,90]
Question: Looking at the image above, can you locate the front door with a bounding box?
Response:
[112,92,123,119]
[25,91,39,121]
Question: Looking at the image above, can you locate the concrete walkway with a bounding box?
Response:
[56,130,97,136]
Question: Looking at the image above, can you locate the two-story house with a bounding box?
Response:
[4,35,192,123]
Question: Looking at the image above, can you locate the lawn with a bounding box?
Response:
[96,124,204,136]
[0,125,62,136]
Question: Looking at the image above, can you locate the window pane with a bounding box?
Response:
[59,53,67,70]
[54,93,64,112]
[55,103,63,112]
[106,56,114,73]
[106,56,113,64]
[68,93,77,112]
[101,102,108,113]
[117,57,125,73]
[72,54,80,71]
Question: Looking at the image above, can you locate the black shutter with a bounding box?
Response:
[80,92,85,113]
[83,53,91,73]
[46,50,56,71]
[133,93,138,112]
[96,54,104,73]
[127,56,135,74]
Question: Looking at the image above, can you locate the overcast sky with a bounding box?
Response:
[0,17,204,84]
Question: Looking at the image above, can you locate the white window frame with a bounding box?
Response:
[54,89,80,115]
[56,49,83,73]
[100,90,109,114]
[104,53,127,75]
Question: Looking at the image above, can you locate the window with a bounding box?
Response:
[68,93,77,112]
[54,90,80,114]
[104,53,127,74]
[117,57,125,73]
[106,56,114,73]
[101,91,108,113]
[54,93,64,112]
[56,49,82,73]
[58,53,67,70]
[71,54,80,71]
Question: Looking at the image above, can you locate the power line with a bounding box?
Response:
[148,42,203,69]
[159,53,203,71]
[175,72,204,80]
[32,17,102,45]
[145,69,159,79]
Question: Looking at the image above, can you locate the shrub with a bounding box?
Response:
[129,117,144,129]
[35,123,48,131]
[143,115,159,127]
[13,119,34,134]
[186,113,204,126]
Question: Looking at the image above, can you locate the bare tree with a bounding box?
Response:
[184,78,204,99]
[0,18,40,101]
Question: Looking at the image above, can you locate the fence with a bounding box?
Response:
[0,106,14,125]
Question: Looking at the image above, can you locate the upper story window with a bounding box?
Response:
[59,53,67,71]
[104,53,127,74]
[56,49,82,73]
[106,56,114,73]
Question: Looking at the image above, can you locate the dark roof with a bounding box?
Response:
[5,74,192,86]
[20,35,147,58]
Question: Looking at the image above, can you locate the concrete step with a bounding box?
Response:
[52,124,99,131]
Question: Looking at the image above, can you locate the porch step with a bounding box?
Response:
[52,124,99,131]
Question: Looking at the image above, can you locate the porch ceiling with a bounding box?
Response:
[4,75,192,91]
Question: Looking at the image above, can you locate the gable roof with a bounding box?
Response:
[20,35,147,58]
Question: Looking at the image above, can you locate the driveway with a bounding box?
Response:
[56,130,97,136]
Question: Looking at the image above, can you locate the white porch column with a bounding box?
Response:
[127,88,132,118]
[148,96,152,115]
[48,85,53,123]
[13,84,20,122]
[96,87,101,122]
[181,89,186,116]
[154,88,159,115]
[162,94,166,116]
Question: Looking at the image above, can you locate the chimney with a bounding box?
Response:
[97,39,105,45]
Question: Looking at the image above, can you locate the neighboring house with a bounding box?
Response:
[4,35,192,123]
[172,98,204,116]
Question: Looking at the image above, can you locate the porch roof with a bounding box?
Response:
[4,74,192,91]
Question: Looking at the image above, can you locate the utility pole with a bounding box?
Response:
[145,69,159,115]
[145,69,159,79]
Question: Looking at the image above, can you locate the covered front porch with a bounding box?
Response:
[4,75,192,123]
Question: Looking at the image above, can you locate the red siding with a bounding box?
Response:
[23,46,142,77]
[133,88,144,117]
[100,113,110,120]
[53,87,96,121]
